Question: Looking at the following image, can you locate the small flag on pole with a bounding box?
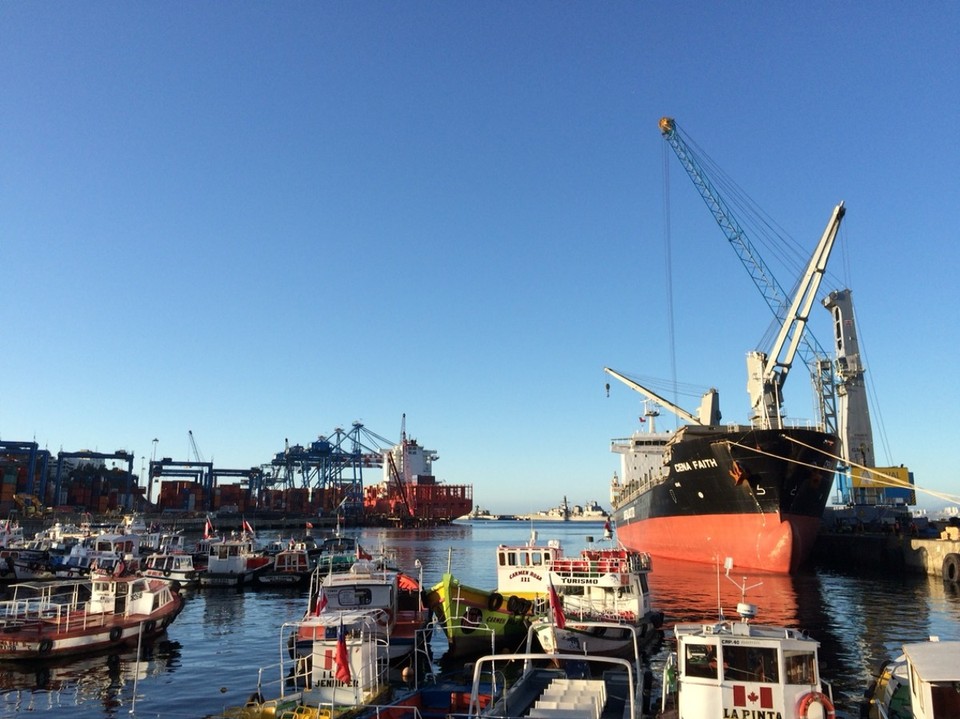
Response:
[548,575,566,629]
[242,518,255,535]
[314,587,328,616]
[335,618,352,683]
[203,517,214,540]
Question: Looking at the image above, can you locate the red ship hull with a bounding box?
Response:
[614,512,821,574]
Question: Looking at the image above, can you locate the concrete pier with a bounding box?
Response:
[812,530,960,578]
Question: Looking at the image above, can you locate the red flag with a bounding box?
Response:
[356,543,372,561]
[313,588,328,616]
[242,518,255,535]
[335,618,352,683]
[305,521,314,529]
[548,576,566,629]
[203,517,213,540]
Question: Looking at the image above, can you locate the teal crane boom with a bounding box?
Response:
[658,116,837,434]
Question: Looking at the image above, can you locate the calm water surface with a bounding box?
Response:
[1,521,958,719]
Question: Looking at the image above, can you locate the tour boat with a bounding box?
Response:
[864,637,960,719]
[655,560,835,719]
[0,567,184,660]
[428,531,662,658]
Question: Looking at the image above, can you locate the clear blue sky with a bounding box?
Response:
[2,3,958,514]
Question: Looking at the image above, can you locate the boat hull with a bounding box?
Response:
[612,426,836,573]
[425,573,534,657]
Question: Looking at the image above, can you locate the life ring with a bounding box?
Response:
[796,690,835,719]
[38,639,53,654]
[144,620,156,634]
[109,626,123,642]
[943,553,960,583]
[487,592,504,611]
[163,569,172,578]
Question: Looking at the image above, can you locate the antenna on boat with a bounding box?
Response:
[720,557,763,622]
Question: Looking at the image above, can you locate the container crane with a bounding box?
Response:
[658,116,838,434]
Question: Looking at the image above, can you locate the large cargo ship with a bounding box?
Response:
[606,196,848,573]
[607,397,838,573]
[362,432,473,526]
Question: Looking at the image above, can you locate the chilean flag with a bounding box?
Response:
[242,518,255,535]
[548,575,566,629]
[313,587,328,616]
[203,517,214,540]
[335,618,352,684]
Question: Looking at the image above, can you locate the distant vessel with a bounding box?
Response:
[517,497,609,522]
[362,425,473,526]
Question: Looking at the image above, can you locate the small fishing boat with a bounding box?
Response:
[0,568,184,660]
[257,541,319,586]
[216,616,392,719]
[655,559,835,719]
[142,551,205,586]
[199,532,271,587]
[294,559,430,664]
[864,637,960,719]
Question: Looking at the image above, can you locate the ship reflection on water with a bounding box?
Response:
[645,557,956,712]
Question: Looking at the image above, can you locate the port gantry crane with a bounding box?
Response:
[658,116,841,435]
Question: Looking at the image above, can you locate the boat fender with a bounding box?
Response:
[507,595,521,614]
[796,690,835,719]
[487,592,504,611]
[163,569,172,577]
[943,554,960,583]
[38,639,53,654]
[109,626,123,642]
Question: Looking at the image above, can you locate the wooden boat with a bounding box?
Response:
[0,568,184,660]
[655,561,835,719]
[864,637,960,719]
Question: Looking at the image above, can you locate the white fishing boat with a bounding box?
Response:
[199,533,270,587]
[864,637,960,719]
[294,559,430,663]
[257,541,318,587]
[656,558,835,719]
[0,568,184,660]
[142,551,205,586]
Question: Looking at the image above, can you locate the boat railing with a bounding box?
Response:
[467,652,638,719]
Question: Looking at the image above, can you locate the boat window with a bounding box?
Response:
[930,681,960,716]
[684,643,719,679]
[723,645,779,683]
[334,588,373,607]
[784,651,817,684]
[531,552,543,566]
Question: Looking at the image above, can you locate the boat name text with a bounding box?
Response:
[722,710,782,719]
[508,570,544,582]
[673,458,719,472]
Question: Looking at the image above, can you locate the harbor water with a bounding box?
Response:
[2,520,959,718]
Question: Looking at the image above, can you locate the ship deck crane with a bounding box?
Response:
[659,117,838,434]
